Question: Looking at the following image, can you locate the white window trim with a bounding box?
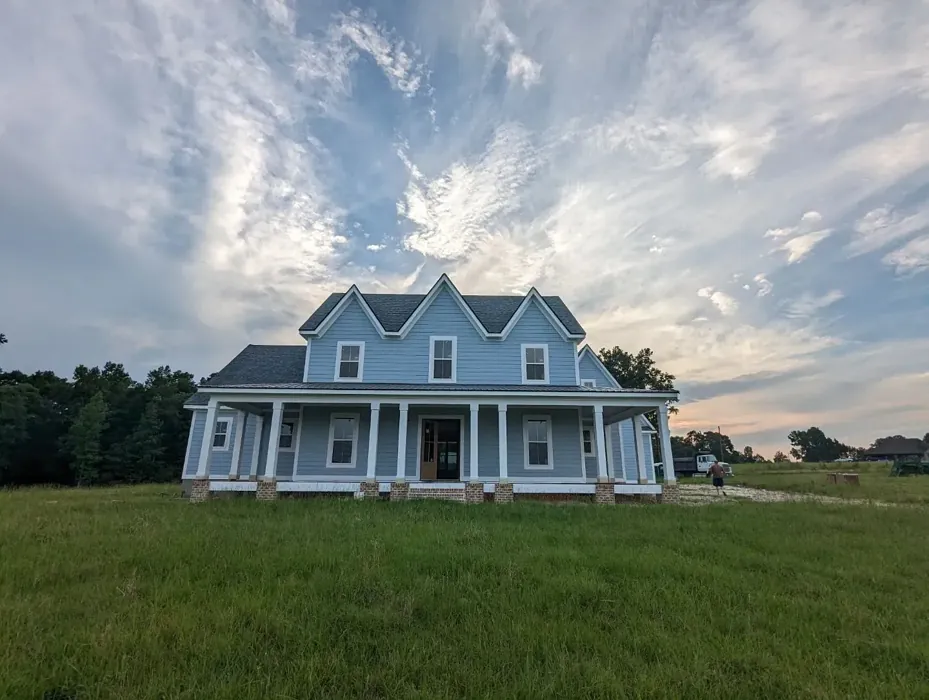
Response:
[211,417,232,451]
[581,379,596,388]
[334,341,365,382]
[326,412,361,469]
[521,343,550,385]
[523,414,554,470]
[582,426,594,456]
[428,335,458,383]
[278,419,298,452]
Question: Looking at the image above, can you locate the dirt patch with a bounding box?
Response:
[677,484,894,507]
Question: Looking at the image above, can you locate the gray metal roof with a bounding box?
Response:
[299,291,585,335]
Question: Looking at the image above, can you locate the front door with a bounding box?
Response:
[420,419,461,480]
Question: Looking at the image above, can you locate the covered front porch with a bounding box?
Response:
[185,388,678,503]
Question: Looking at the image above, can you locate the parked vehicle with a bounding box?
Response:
[672,452,733,477]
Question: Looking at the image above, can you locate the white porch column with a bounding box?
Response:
[497,403,508,479]
[263,400,284,479]
[195,398,219,478]
[249,415,264,479]
[593,405,609,480]
[633,415,649,484]
[395,401,409,480]
[228,410,246,478]
[366,401,381,479]
[658,403,676,483]
[469,402,479,481]
[604,422,615,479]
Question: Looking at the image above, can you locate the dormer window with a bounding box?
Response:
[429,336,457,382]
[521,344,549,384]
[335,342,364,381]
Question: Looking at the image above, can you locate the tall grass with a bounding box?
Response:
[1,485,927,699]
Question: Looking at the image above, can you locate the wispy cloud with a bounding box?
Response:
[884,237,929,275]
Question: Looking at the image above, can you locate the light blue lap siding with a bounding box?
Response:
[618,419,656,482]
[477,406,500,480]
[183,409,240,478]
[578,352,617,387]
[375,406,399,479]
[306,289,578,385]
[506,407,583,480]
[294,405,371,479]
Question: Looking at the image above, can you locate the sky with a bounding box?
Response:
[1,0,928,457]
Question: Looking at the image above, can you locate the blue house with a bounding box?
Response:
[183,275,679,503]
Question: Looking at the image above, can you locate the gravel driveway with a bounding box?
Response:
[676,483,893,507]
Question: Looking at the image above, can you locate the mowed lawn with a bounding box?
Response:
[725,461,929,505]
[2,487,928,699]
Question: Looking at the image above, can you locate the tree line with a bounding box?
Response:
[1,362,197,486]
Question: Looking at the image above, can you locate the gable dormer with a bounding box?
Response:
[299,276,585,385]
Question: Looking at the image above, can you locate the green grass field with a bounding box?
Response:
[2,486,928,699]
[721,461,929,505]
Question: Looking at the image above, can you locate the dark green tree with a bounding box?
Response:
[682,430,735,461]
[788,427,851,462]
[0,384,38,483]
[121,397,166,483]
[670,435,694,458]
[772,450,789,463]
[65,391,108,485]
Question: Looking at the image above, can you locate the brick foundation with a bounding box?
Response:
[390,481,410,501]
[189,478,210,503]
[494,482,514,504]
[595,480,615,505]
[661,483,681,504]
[256,479,278,501]
[360,479,380,500]
[465,481,484,504]
[409,487,465,502]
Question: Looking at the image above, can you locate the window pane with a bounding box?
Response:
[279,434,293,449]
[215,422,228,435]
[339,360,359,378]
[433,358,452,379]
[528,420,545,441]
[434,340,452,360]
[331,439,353,464]
[212,433,226,448]
[525,347,542,364]
[341,345,359,361]
[333,417,354,440]
[281,423,293,437]
[528,442,548,465]
[526,363,545,380]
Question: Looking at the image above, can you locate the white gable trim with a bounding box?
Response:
[397,274,487,339]
[498,289,582,341]
[577,345,621,389]
[303,286,388,339]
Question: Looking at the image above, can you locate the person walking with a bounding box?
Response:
[708,460,726,496]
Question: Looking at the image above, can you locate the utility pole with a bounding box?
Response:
[718,425,724,461]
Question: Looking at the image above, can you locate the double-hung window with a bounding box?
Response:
[327,414,359,468]
[524,416,553,469]
[212,418,231,450]
[335,342,364,381]
[521,344,549,384]
[279,421,295,450]
[582,428,593,456]
[429,336,457,382]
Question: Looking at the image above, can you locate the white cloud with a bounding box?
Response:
[478,0,542,88]
[754,274,774,297]
[366,243,386,251]
[784,290,844,318]
[765,212,833,263]
[337,11,424,97]
[697,287,739,316]
[883,236,929,275]
[397,122,541,260]
[849,206,929,256]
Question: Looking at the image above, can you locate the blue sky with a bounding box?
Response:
[1,0,927,456]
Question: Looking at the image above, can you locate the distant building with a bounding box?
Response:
[864,437,928,462]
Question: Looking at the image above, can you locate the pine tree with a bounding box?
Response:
[66,392,108,486]
[123,397,166,483]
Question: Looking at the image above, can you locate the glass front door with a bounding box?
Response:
[421,419,461,480]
